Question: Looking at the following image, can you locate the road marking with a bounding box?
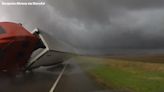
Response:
[49,64,67,92]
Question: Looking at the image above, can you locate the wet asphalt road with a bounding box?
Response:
[0,59,110,92]
[55,60,110,92]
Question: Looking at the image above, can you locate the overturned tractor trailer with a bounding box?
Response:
[0,22,74,73]
[27,28,73,70]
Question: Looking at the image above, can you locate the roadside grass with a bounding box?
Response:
[75,56,164,92]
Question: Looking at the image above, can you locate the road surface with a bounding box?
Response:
[0,58,110,92]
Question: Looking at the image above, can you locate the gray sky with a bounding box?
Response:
[0,0,164,54]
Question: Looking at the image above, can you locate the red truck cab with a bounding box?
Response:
[0,22,41,73]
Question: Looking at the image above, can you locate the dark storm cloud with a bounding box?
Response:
[1,0,164,54]
[48,0,164,22]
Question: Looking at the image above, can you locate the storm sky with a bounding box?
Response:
[0,0,164,54]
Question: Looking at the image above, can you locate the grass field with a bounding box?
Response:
[75,56,164,92]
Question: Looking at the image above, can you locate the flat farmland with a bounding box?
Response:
[75,55,164,92]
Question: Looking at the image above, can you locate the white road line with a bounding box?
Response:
[49,64,67,92]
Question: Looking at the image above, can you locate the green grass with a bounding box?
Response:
[76,56,164,92]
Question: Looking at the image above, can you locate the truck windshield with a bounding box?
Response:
[0,26,5,34]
